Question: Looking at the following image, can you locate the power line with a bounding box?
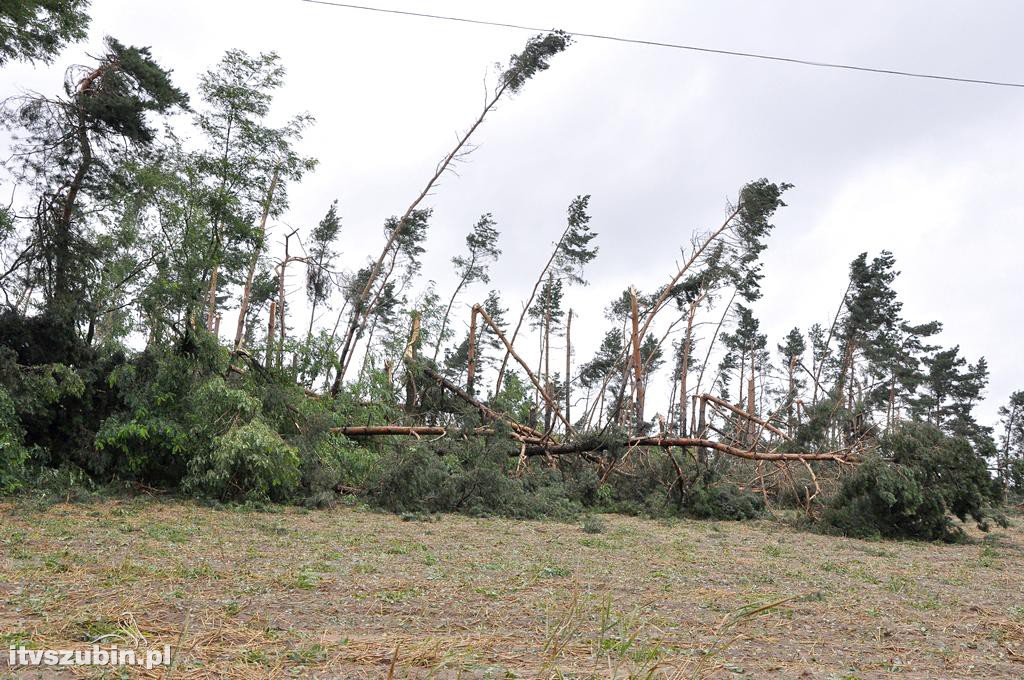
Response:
[299,0,1024,89]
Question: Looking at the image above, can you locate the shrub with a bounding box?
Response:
[94,414,188,483]
[371,440,581,519]
[821,456,952,541]
[90,342,235,483]
[0,386,28,492]
[821,424,1006,541]
[885,423,1003,530]
[371,445,449,514]
[587,449,764,520]
[686,483,765,521]
[185,420,300,502]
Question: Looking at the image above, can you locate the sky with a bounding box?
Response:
[1,0,1021,427]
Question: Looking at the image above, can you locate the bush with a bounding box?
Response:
[821,456,952,541]
[686,483,765,521]
[371,439,581,519]
[371,445,449,514]
[821,423,1006,542]
[584,449,764,521]
[0,386,28,492]
[94,414,188,483]
[91,342,234,483]
[185,420,300,502]
[885,423,1003,530]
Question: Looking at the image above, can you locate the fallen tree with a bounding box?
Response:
[522,436,856,462]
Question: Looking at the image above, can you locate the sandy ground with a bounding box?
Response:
[1,497,1022,678]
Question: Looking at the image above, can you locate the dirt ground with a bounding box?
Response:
[1,497,1022,679]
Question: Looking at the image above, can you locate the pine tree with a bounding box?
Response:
[432,214,500,362]
[777,327,806,433]
[1,37,188,338]
[836,251,902,417]
[0,0,90,66]
[997,390,1024,492]
[305,200,342,342]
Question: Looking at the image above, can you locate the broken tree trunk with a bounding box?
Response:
[275,229,303,370]
[523,436,856,462]
[467,304,478,395]
[403,312,421,414]
[475,305,575,435]
[334,425,497,437]
[421,365,546,441]
[699,393,792,442]
[629,286,645,428]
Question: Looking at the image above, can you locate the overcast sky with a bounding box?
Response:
[2,0,1021,426]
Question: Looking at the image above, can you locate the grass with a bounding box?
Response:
[0,498,1021,678]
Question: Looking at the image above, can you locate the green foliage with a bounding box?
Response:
[94,413,187,482]
[287,409,382,499]
[555,195,598,285]
[77,37,190,144]
[821,456,952,542]
[731,179,792,301]
[372,438,579,519]
[91,335,229,482]
[501,31,571,93]
[686,483,766,521]
[998,390,1024,495]
[185,420,299,502]
[884,422,1003,530]
[492,372,533,425]
[581,514,606,534]
[0,0,90,66]
[822,423,1005,542]
[0,387,29,492]
[558,445,763,521]
[371,445,448,514]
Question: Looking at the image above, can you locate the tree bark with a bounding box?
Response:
[565,308,572,429]
[234,166,280,349]
[524,436,855,462]
[265,300,277,369]
[629,286,645,429]
[467,305,478,395]
[403,312,421,414]
[678,301,695,435]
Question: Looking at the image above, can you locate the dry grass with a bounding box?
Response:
[1,497,1022,678]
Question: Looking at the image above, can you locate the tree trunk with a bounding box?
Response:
[403,312,421,414]
[467,305,478,395]
[235,166,280,349]
[565,308,572,429]
[748,349,757,445]
[629,287,645,430]
[543,274,553,432]
[265,300,277,369]
[678,302,695,436]
[432,261,474,363]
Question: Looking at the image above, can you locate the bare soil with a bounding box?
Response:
[1,498,1022,678]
